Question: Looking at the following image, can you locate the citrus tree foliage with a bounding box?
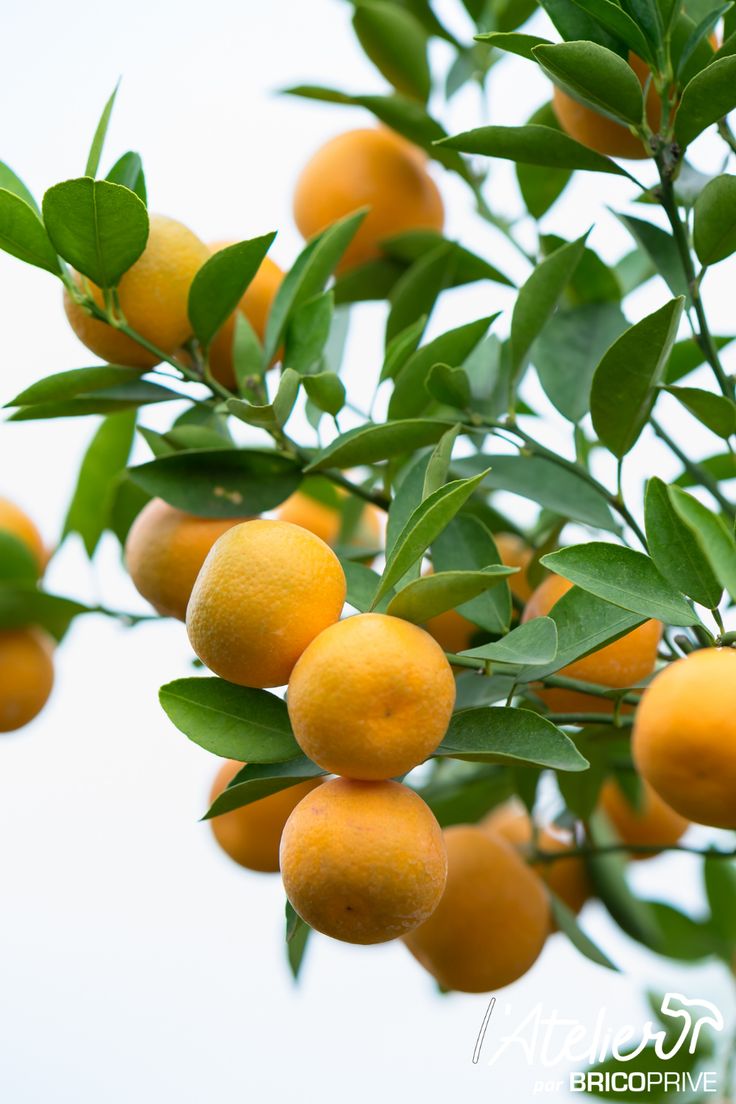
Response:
[2,2,736,1088]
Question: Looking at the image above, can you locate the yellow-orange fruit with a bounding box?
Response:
[425,606,478,655]
[209,759,322,873]
[403,825,549,992]
[207,246,284,388]
[522,575,661,713]
[495,532,534,602]
[63,214,209,367]
[187,519,346,688]
[633,648,736,829]
[0,497,46,573]
[552,54,660,160]
[484,802,591,915]
[280,777,447,944]
[0,629,54,732]
[275,490,382,554]
[287,613,455,780]
[125,498,253,621]
[598,778,688,858]
[293,128,444,273]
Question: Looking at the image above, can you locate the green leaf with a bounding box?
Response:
[615,213,689,299]
[129,448,301,517]
[341,559,384,613]
[461,617,558,666]
[539,0,630,51]
[417,763,515,828]
[439,124,630,175]
[669,486,736,601]
[0,533,40,584]
[533,303,628,423]
[353,2,431,101]
[590,296,684,458]
[432,515,511,634]
[452,454,617,531]
[0,585,91,640]
[435,707,589,770]
[285,901,311,981]
[305,418,455,471]
[7,380,179,420]
[63,411,136,556]
[6,365,147,407]
[374,470,489,606]
[227,368,300,432]
[665,333,735,382]
[704,854,736,952]
[476,31,553,58]
[516,103,573,219]
[541,542,698,625]
[423,424,460,498]
[644,478,722,607]
[382,230,514,289]
[188,233,276,349]
[302,372,345,417]
[262,210,366,365]
[389,314,498,419]
[550,894,619,970]
[105,151,147,204]
[386,567,514,622]
[568,0,653,60]
[85,81,120,178]
[586,812,664,947]
[0,161,39,212]
[385,243,454,346]
[511,234,587,378]
[675,54,736,147]
[203,756,326,819]
[379,315,426,382]
[284,290,334,375]
[0,189,61,274]
[43,177,148,288]
[533,41,644,124]
[425,363,471,409]
[665,384,736,438]
[333,257,405,305]
[385,451,432,560]
[693,173,736,264]
[158,678,301,761]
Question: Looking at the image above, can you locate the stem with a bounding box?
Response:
[543,674,641,705]
[655,155,735,400]
[651,417,736,517]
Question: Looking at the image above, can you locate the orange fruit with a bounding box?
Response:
[522,575,661,713]
[0,497,46,574]
[280,777,447,944]
[0,628,54,732]
[209,759,322,873]
[293,128,444,273]
[425,606,478,655]
[207,246,284,389]
[287,612,456,779]
[632,648,736,829]
[403,825,549,992]
[63,214,209,367]
[275,490,382,555]
[552,54,660,160]
[484,801,591,915]
[598,778,688,858]
[495,532,534,602]
[124,498,253,621]
[187,519,346,688]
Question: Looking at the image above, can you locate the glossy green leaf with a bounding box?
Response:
[510,233,587,377]
[461,616,558,666]
[105,151,147,204]
[386,567,514,622]
[341,559,384,613]
[302,372,345,417]
[0,189,61,274]
[435,707,589,770]
[7,379,179,420]
[541,542,698,625]
[189,233,276,348]
[615,213,689,299]
[533,41,644,124]
[425,363,471,409]
[476,31,553,58]
[43,178,148,288]
[423,424,460,498]
[203,756,326,819]
[305,418,454,471]
[644,477,722,607]
[385,243,454,346]
[285,901,311,981]
[380,315,427,383]
[0,533,40,584]
[6,365,147,407]
[85,81,120,178]
[669,486,736,601]
[63,411,136,556]
[129,448,301,517]
[432,515,511,634]
[568,0,652,60]
[0,161,39,212]
[693,173,736,264]
[665,385,736,438]
[0,585,91,640]
[353,2,431,100]
[516,103,573,219]
[550,895,619,970]
[284,290,334,375]
[665,334,735,382]
[590,297,684,457]
[439,124,629,176]
[159,678,301,761]
[675,54,736,147]
[704,854,736,952]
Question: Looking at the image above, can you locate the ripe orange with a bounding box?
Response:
[484,801,591,915]
[287,612,456,780]
[275,490,382,555]
[0,629,54,732]
[0,497,46,574]
[280,777,447,944]
[522,575,661,713]
[207,246,284,389]
[633,648,736,829]
[495,532,534,602]
[293,128,444,273]
[63,214,209,367]
[598,778,688,858]
[552,54,660,160]
[209,759,322,873]
[124,498,253,621]
[187,519,346,688]
[403,825,549,992]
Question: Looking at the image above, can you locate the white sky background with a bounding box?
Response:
[0,1,735,1101]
